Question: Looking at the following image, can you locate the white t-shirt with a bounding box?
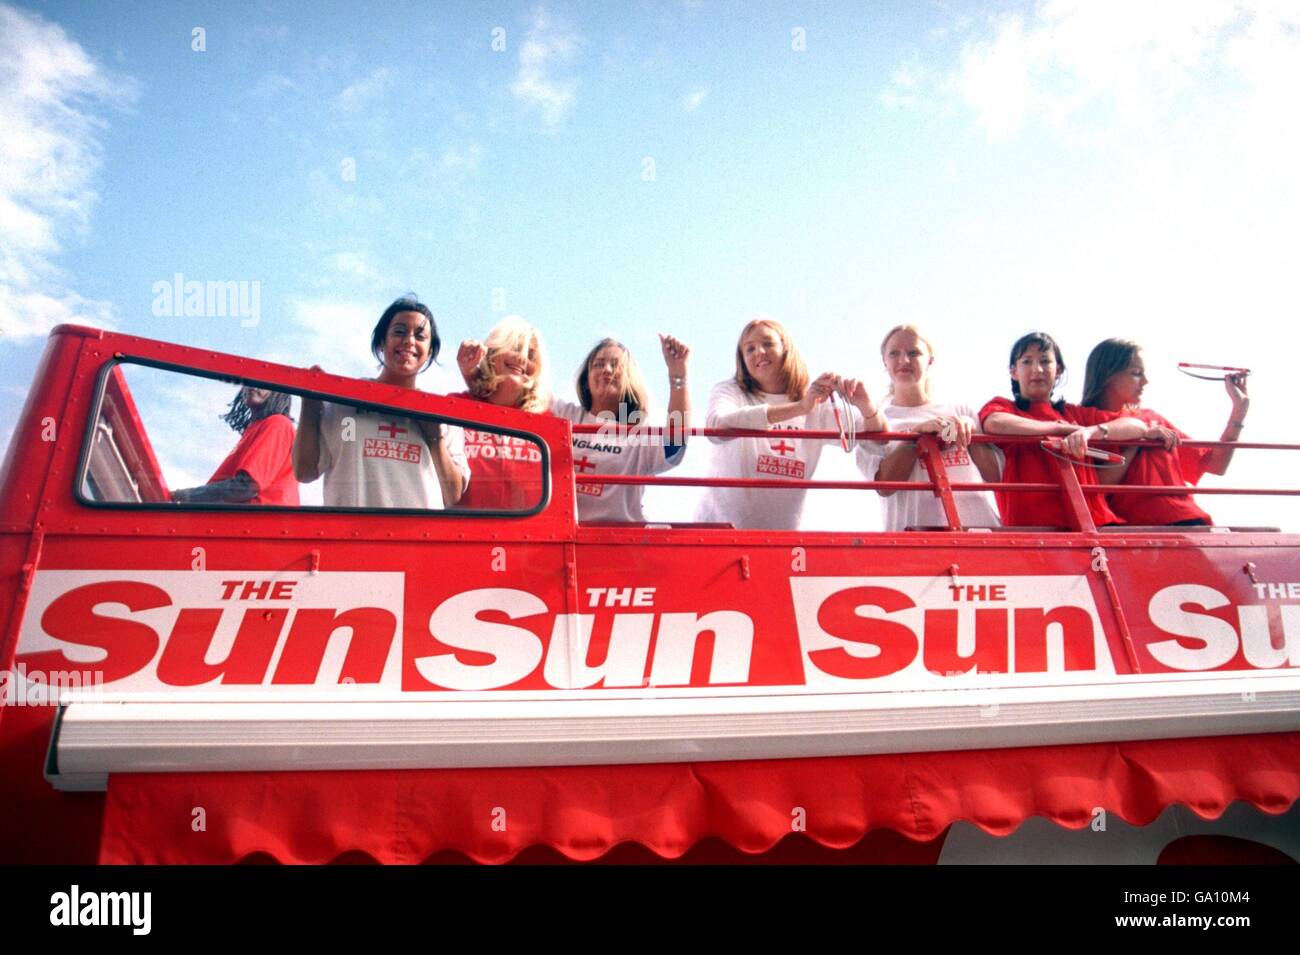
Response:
[694,379,855,530]
[552,398,686,523]
[316,402,470,509]
[855,401,1001,530]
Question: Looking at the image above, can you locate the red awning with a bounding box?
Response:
[96,732,1300,864]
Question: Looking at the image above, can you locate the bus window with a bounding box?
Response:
[79,361,548,515]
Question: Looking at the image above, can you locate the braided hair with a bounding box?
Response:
[221,387,294,434]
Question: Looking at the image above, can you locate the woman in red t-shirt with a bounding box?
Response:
[979,332,1171,529]
[453,316,551,511]
[171,386,300,505]
[1080,338,1250,526]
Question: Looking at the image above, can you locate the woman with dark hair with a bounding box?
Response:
[1081,338,1249,525]
[979,331,1170,528]
[292,296,469,508]
[171,386,299,505]
[550,334,691,523]
[695,316,887,530]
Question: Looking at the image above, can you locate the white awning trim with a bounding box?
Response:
[47,671,1300,791]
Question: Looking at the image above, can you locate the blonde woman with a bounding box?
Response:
[858,325,1001,530]
[454,316,551,510]
[695,317,886,530]
[551,335,691,523]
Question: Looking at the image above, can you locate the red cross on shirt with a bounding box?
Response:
[378,422,408,439]
[770,439,795,456]
[574,455,597,473]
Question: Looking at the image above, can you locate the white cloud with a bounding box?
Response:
[0,286,113,340]
[911,0,1297,144]
[0,2,134,343]
[291,300,366,334]
[335,67,394,113]
[440,142,483,173]
[880,60,929,110]
[247,71,299,99]
[288,299,378,373]
[510,8,579,127]
[277,299,463,395]
[684,88,708,112]
[875,0,1300,529]
[327,251,392,287]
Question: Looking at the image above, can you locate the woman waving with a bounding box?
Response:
[551,334,691,523]
[454,315,551,511]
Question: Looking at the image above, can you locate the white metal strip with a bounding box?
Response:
[48,674,1300,791]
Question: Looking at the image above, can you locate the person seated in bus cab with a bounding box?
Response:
[694,316,888,530]
[171,385,299,506]
[453,315,551,510]
[979,331,1173,528]
[550,334,691,523]
[857,325,1001,530]
[292,296,469,508]
[1080,338,1250,526]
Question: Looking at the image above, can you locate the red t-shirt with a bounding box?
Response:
[455,393,546,511]
[1109,408,1213,525]
[978,396,1122,528]
[208,414,299,506]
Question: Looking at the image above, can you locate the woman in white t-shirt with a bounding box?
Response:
[292,296,470,509]
[856,325,1001,530]
[695,317,887,530]
[552,334,691,523]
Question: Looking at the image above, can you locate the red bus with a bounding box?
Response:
[2,324,1297,863]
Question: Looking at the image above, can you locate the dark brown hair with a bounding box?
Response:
[1081,338,1141,409]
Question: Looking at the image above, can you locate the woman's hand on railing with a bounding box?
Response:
[1143,424,1180,450]
[915,415,974,450]
[1058,425,1092,458]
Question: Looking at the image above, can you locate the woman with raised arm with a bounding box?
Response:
[452,315,551,510]
[1081,338,1250,526]
[171,386,299,506]
[857,325,1000,530]
[292,296,469,508]
[695,316,887,530]
[979,331,1172,528]
[550,334,691,523]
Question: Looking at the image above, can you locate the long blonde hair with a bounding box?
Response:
[879,323,936,397]
[576,338,650,423]
[470,315,551,413]
[734,317,808,401]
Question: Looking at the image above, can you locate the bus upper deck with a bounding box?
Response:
[2,324,1298,863]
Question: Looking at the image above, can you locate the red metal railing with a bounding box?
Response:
[569,424,1300,532]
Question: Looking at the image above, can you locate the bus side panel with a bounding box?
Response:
[1107,546,1300,674]
[0,330,87,527]
[0,699,105,863]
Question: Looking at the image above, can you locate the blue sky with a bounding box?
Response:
[2,0,1298,528]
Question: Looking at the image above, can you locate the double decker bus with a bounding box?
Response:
[2,324,1298,863]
